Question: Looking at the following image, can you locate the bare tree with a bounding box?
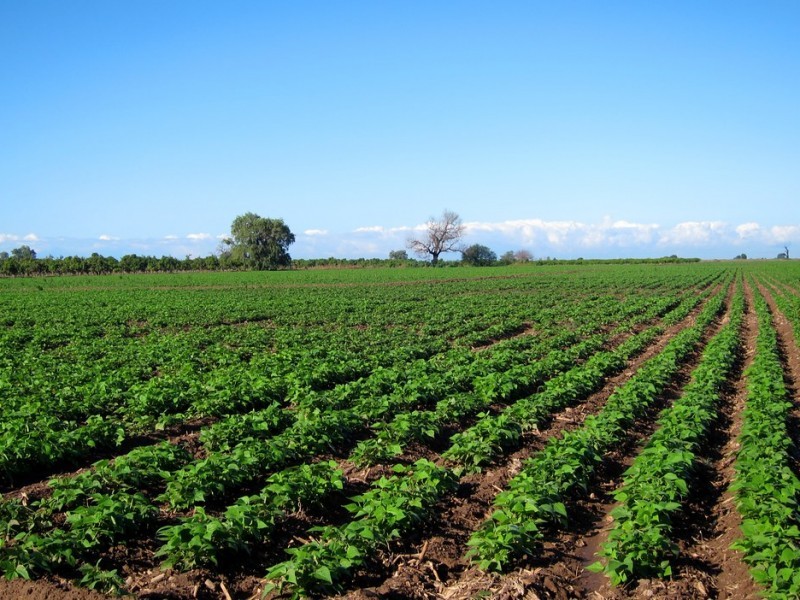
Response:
[407,210,466,264]
[514,249,533,262]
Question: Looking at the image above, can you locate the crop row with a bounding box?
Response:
[729,282,800,598]
[2,271,700,484]
[137,282,711,584]
[0,265,732,595]
[160,292,682,510]
[465,284,727,571]
[591,280,745,583]
[263,459,458,598]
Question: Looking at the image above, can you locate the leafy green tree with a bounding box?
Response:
[119,254,149,273]
[11,245,36,260]
[498,250,515,265]
[462,244,497,266]
[224,213,295,270]
[389,249,409,260]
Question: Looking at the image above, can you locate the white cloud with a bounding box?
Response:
[730,222,798,246]
[658,221,728,246]
[769,225,800,243]
[4,218,796,261]
[735,222,761,239]
[463,218,660,249]
[0,233,39,244]
[354,225,421,238]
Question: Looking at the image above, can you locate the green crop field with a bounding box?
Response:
[2,261,800,599]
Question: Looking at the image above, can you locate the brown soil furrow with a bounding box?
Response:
[601,278,759,600]
[430,282,734,600]
[548,283,735,600]
[471,322,537,351]
[1,426,208,504]
[688,277,760,600]
[338,287,728,599]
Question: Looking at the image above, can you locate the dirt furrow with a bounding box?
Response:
[593,278,759,600]
[338,287,728,599]
[545,283,735,600]
[425,283,733,600]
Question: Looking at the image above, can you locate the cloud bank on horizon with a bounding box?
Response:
[2,216,796,261]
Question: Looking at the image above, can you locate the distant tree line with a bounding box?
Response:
[0,245,699,278]
[0,248,230,277]
[0,211,700,278]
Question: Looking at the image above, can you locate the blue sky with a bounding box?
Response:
[1,1,798,260]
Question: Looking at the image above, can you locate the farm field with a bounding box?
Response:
[2,261,800,600]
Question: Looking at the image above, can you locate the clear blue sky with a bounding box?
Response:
[2,1,798,260]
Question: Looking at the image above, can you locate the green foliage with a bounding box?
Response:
[0,260,774,595]
[224,212,295,270]
[77,562,126,595]
[43,441,190,514]
[264,459,457,597]
[461,244,497,266]
[594,283,744,584]
[727,282,800,599]
[156,461,344,570]
[467,285,727,571]
[159,410,359,510]
[198,402,290,451]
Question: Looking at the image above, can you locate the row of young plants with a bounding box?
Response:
[1,489,156,591]
[348,289,706,467]
[465,284,728,572]
[590,281,745,584]
[51,293,674,585]
[253,279,720,596]
[0,415,125,484]
[0,266,725,594]
[156,461,345,570]
[263,459,459,598]
[138,299,679,579]
[0,442,193,589]
[349,333,608,465]
[729,282,800,599]
[440,284,717,471]
[443,326,663,470]
[0,272,655,485]
[202,278,720,593]
[0,279,478,477]
[159,329,589,510]
[760,275,800,350]
[159,409,360,510]
[117,298,659,574]
[159,293,669,509]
